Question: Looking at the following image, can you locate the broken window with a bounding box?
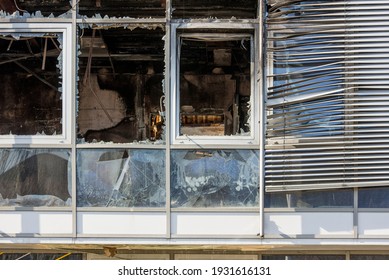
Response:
[171,150,259,208]
[77,149,165,207]
[77,27,165,144]
[0,23,72,144]
[171,28,259,145]
[0,149,71,207]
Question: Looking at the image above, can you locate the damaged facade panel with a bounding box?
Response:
[0,149,71,207]
[79,0,166,18]
[0,33,62,136]
[77,26,165,143]
[171,0,258,19]
[77,149,166,207]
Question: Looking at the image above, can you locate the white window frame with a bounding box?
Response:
[170,23,259,146]
[0,23,72,145]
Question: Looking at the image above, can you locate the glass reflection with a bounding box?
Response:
[359,187,389,208]
[77,149,165,207]
[171,150,259,207]
[0,149,71,207]
[265,189,353,208]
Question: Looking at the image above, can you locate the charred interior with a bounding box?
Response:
[0,1,260,209]
[179,33,252,136]
[78,27,165,143]
[0,33,62,135]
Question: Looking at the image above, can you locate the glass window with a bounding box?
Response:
[171,26,259,145]
[358,187,389,208]
[0,149,71,207]
[171,149,259,207]
[265,189,353,208]
[77,149,165,207]
[350,255,389,260]
[0,253,82,260]
[0,23,72,145]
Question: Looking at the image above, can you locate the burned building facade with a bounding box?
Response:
[0,0,389,260]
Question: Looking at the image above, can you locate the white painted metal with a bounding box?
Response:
[0,212,72,234]
[0,23,73,145]
[77,212,167,235]
[264,212,354,237]
[358,212,389,236]
[171,213,260,236]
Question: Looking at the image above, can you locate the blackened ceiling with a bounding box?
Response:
[172,0,258,19]
[3,0,71,16]
[0,1,258,74]
[3,0,258,18]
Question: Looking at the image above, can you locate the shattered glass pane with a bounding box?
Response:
[0,149,71,207]
[171,150,259,207]
[77,149,166,207]
[0,33,62,136]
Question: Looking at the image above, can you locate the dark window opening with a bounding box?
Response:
[178,35,252,137]
[0,34,62,136]
[77,27,165,143]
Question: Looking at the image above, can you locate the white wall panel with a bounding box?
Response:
[358,213,389,236]
[172,212,260,236]
[0,212,72,235]
[264,212,354,237]
[77,212,166,235]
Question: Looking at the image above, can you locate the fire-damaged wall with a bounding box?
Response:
[78,71,164,143]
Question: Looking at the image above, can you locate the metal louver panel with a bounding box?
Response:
[265,0,389,192]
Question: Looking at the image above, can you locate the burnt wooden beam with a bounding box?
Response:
[12,60,58,92]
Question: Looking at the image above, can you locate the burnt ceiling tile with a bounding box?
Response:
[4,0,71,17]
[171,0,258,19]
[78,0,166,18]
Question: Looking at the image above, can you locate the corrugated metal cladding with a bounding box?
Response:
[266,0,389,192]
